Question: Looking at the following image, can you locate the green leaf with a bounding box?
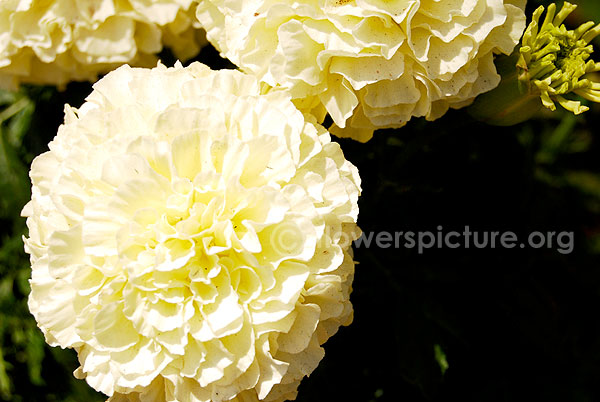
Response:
[564,170,600,199]
[0,347,12,400]
[24,329,44,386]
[0,125,30,218]
[6,99,34,148]
[434,344,449,375]
[0,90,18,108]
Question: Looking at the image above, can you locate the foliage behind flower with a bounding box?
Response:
[23,62,361,402]
[0,0,205,89]
[197,0,526,142]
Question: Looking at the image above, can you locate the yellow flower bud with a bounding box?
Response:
[470,2,600,125]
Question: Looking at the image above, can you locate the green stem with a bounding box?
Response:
[0,97,29,124]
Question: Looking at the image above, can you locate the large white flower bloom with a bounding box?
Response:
[197,0,527,141]
[0,0,205,89]
[23,62,361,402]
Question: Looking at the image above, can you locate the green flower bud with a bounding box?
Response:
[470,2,600,125]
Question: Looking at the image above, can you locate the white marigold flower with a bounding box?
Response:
[196,0,527,142]
[0,0,205,89]
[23,62,361,402]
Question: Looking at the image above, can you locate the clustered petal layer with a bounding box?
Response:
[197,0,527,141]
[0,0,205,89]
[23,62,361,401]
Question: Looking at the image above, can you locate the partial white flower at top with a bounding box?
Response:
[196,0,527,142]
[0,0,205,89]
[23,62,361,402]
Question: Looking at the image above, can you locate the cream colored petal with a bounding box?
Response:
[24,63,361,400]
[93,303,140,352]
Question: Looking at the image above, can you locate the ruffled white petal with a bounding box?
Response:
[196,0,526,141]
[0,0,206,88]
[25,62,361,402]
